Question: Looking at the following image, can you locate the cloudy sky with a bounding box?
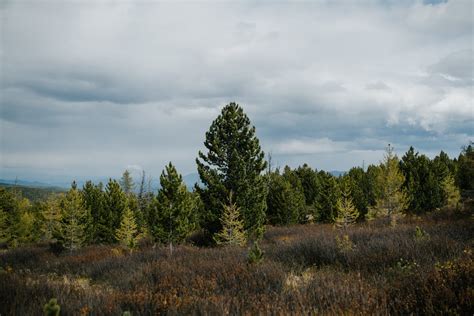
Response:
[1,0,473,184]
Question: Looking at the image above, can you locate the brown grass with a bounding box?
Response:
[1,212,472,315]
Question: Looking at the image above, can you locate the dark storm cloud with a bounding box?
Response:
[1,0,472,182]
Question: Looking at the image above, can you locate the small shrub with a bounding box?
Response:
[414,226,430,241]
[247,241,264,264]
[43,298,60,316]
[336,234,354,252]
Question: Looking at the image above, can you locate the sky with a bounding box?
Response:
[1,0,473,184]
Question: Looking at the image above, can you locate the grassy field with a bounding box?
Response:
[1,211,472,315]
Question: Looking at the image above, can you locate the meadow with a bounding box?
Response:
[1,210,472,315]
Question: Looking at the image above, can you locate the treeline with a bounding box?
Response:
[0,103,472,250]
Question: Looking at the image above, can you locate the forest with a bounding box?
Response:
[1,103,473,315]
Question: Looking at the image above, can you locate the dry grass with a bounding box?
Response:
[1,212,473,315]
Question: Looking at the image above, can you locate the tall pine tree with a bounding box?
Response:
[196,102,267,239]
[103,179,128,243]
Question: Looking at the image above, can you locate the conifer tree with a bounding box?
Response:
[82,181,106,243]
[115,207,139,249]
[103,179,128,243]
[151,163,197,250]
[17,212,36,245]
[39,195,62,241]
[335,177,359,229]
[59,187,89,251]
[367,145,409,225]
[313,171,340,222]
[120,169,135,195]
[442,174,461,210]
[0,209,9,244]
[196,102,267,239]
[214,192,246,246]
[456,143,474,191]
[266,170,305,225]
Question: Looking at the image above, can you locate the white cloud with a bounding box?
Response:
[1,0,472,180]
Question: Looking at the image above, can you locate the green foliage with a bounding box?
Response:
[103,179,128,243]
[16,211,36,245]
[368,145,409,225]
[120,170,135,195]
[295,164,319,206]
[0,209,9,243]
[43,298,60,316]
[414,226,430,241]
[214,193,247,247]
[150,163,197,245]
[456,143,474,191]
[115,207,140,249]
[82,181,106,243]
[346,167,371,218]
[335,177,359,229]
[39,195,62,242]
[442,174,461,210]
[400,147,444,213]
[247,241,264,264]
[58,188,89,251]
[335,234,354,252]
[266,168,306,225]
[196,102,267,239]
[314,171,340,222]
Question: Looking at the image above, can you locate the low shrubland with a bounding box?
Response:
[1,211,472,315]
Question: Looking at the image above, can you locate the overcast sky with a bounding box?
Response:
[1,0,473,183]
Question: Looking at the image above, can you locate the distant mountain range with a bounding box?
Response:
[0,170,345,192]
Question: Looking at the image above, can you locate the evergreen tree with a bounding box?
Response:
[103,179,128,243]
[39,195,62,241]
[367,145,409,225]
[456,143,474,191]
[266,170,306,225]
[335,177,359,229]
[0,209,9,244]
[82,181,106,243]
[313,171,340,222]
[196,102,267,239]
[346,167,370,219]
[442,174,461,210]
[115,207,139,249]
[400,147,442,213]
[151,163,197,250]
[59,187,89,251]
[214,192,246,246]
[120,169,135,195]
[15,211,36,245]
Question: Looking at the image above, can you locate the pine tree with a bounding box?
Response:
[196,102,267,239]
[346,167,370,218]
[0,209,9,244]
[82,181,106,243]
[59,188,88,251]
[115,207,139,249]
[367,145,409,225]
[400,147,443,213]
[266,170,306,225]
[120,169,135,195]
[456,143,474,191]
[442,174,461,210]
[151,163,197,250]
[313,171,340,222]
[335,177,359,229]
[214,192,246,246]
[103,179,128,243]
[39,195,62,241]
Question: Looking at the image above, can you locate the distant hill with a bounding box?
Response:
[0,182,65,202]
